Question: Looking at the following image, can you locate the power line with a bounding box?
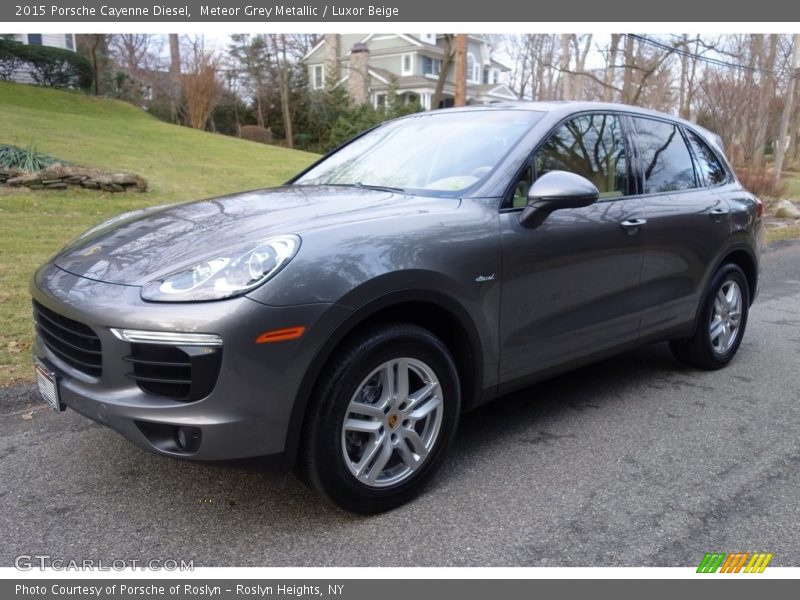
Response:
[625,34,796,79]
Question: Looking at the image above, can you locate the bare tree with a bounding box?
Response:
[76,34,109,96]
[110,34,159,77]
[267,34,294,148]
[773,33,800,188]
[432,34,455,109]
[571,34,593,99]
[181,38,222,130]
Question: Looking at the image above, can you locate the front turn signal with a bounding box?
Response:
[255,326,306,344]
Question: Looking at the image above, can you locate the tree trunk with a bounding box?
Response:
[621,34,635,104]
[431,35,454,110]
[279,36,293,149]
[604,34,620,102]
[454,34,467,107]
[559,34,572,99]
[89,35,101,96]
[752,34,778,165]
[168,34,182,123]
[787,102,800,165]
[773,33,800,189]
[678,34,689,118]
[683,35,701,120]
[571,34,592,100]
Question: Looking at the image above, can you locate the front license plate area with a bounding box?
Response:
[34,358,63,412]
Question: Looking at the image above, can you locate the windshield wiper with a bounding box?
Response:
[352,182,408,194]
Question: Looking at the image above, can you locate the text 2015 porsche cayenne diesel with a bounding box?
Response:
[32,102,762,512]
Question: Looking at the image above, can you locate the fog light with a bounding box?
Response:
[175,426,201,452]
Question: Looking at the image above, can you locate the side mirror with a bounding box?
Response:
[519,170,600,229]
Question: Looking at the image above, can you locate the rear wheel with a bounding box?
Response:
[670,263,750,370]
[301,323,460,513]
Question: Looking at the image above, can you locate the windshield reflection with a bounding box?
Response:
[295,110,544,195]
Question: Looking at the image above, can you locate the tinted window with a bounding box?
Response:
[686,130,727,186]
[534,114,629,199]
[633,118,696,193]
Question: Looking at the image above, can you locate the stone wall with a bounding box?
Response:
[0,164,147,193]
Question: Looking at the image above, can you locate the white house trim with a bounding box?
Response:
[484,85,518,100]
[368,69,390,84]
[361,33,423,47]
[302,38,325,61]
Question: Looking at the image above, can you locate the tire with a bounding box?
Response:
[669,263,750,370]
[300,323,461,513]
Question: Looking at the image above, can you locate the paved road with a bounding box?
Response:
[2,241,799,567]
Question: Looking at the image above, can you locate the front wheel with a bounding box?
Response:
[670,263,750,370]
[300,323,460,513]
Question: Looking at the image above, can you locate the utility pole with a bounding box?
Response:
[454,34,467,107]
[773,33,800,190]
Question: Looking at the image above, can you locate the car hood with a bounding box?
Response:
[53,185,457,286]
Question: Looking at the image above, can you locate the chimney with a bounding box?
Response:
[323,34,340,88]
[348,43,370,106]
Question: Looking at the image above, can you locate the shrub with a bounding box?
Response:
[735,164,785,198]
[0,39,92,91]
[0,144,57,172]
[240,125,273,144]
[327,101,423,150]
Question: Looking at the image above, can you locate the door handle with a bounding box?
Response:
[709,207,731,219]
[620,218,647,234]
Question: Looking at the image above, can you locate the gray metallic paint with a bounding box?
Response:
[30,101,762,466]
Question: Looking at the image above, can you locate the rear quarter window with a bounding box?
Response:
[686,130,728,186]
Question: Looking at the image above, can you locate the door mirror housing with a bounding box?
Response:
[519,170,600,229]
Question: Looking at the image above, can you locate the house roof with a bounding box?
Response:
[489,58,512,72]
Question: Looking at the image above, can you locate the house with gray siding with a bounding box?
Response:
[6,33,78,84]
[303,34,517,110]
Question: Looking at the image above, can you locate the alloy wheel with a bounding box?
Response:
[341,358,443,488]
[709,279,743,355]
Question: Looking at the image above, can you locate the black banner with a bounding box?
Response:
[2,0,799,22]
[5,579,800,600]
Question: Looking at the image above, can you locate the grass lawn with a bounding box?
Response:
[0,82,317,386]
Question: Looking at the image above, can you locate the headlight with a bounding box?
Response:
[141,235,300,302]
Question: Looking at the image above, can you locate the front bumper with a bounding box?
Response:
[31,263,347,461]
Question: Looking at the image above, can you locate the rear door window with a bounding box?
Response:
[631,117,697,194]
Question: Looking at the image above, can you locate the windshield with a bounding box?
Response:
[294,109,544,195]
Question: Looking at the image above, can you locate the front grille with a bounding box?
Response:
[124,344,222,401]
[33,301,102,377]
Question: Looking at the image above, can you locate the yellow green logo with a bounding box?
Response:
[697,552,773,573]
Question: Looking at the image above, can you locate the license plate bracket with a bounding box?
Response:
[34,358,63,412]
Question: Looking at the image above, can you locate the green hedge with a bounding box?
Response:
[0,39,91,91]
